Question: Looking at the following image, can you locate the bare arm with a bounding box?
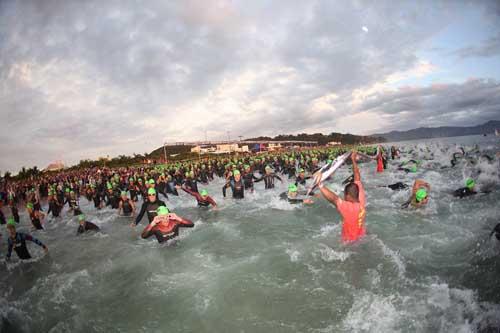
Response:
[318,183,340,207]
[352,151,360,182]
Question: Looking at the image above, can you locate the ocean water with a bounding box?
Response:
[1,135,500,333]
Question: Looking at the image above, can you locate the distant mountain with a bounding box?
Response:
[246,132,385,145]
[371,120,500,142]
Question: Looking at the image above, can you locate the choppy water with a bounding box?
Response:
[1,135,500,333]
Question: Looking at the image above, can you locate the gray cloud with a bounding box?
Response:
[0,0,498,172]
[453,34,500,59]
[360,79,500,133]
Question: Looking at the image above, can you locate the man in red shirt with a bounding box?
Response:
[317,151,366,242]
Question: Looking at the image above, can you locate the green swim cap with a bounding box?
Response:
[78,214,85,222]
[121,191,127,196]
[7,217,16,226]
[65,188,70,193]
[288,184,298,193]
[244,164,250,169]
[410,165,417,173]
[148,188,156,195]
[26,202,34,209]
[299,168,305,173]
[233,170,240,176]
[129,178,134,182]
[415,188,427,202]
[157,206,169,216]
[200,189,208,196]
[466,178,475,189]
[148,179,155,185]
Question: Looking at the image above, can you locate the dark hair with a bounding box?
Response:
[344,182,359,200]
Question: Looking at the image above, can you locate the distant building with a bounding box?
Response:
[190,143,249,154]
[327,141,341,146]
[267,143,282,151]
[44,160,65,171]
[191,145,217,154]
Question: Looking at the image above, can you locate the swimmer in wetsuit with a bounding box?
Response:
[47,190,63,218]
[222,170,245,199]
[5,221,48,261]
[132,188,166,227]
[402,179,430,208]
[254,166,283,189]
[387,182,409,190]
[180,186,217,209]
[141,206,194,243]
[279,184,313,204]
[294,168,312,187]
[26,202,44,230]
[76,214,100,235]
[453,178,477,199]
[242,165,259,191]
[118,191,136,217]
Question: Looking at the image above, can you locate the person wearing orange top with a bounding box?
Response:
[316,151,366,242]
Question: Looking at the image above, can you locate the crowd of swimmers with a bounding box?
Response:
[0,143,499,261]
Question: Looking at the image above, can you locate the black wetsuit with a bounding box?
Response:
[120,198,134,216]
[129,184,139,201]
[490,223,500,241]
[47,198,62,217]
[66,198,82,215]
[156,180,169,199]
[10,205,20,223]
[77,221,100,235]
[106,192,120,209]
[255,173,282,189]
[222,178,244,199]
[388,182,409,191]
[6,232,45,260]
[183,178,199,193]
[93,191,103,209]
[242,172,259,190]
[166,181,179,196]
[29,212,43,230]
[0,209,5,224]
[453,187,477,198]
[134,199,166,225]
[295,175,311,186]
[199,170,209,183]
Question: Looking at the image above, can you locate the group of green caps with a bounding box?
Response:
[415,178,475,203]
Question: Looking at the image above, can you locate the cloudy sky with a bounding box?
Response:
[1,0,500,172]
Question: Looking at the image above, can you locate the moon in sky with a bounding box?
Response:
[362,26,368,32]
